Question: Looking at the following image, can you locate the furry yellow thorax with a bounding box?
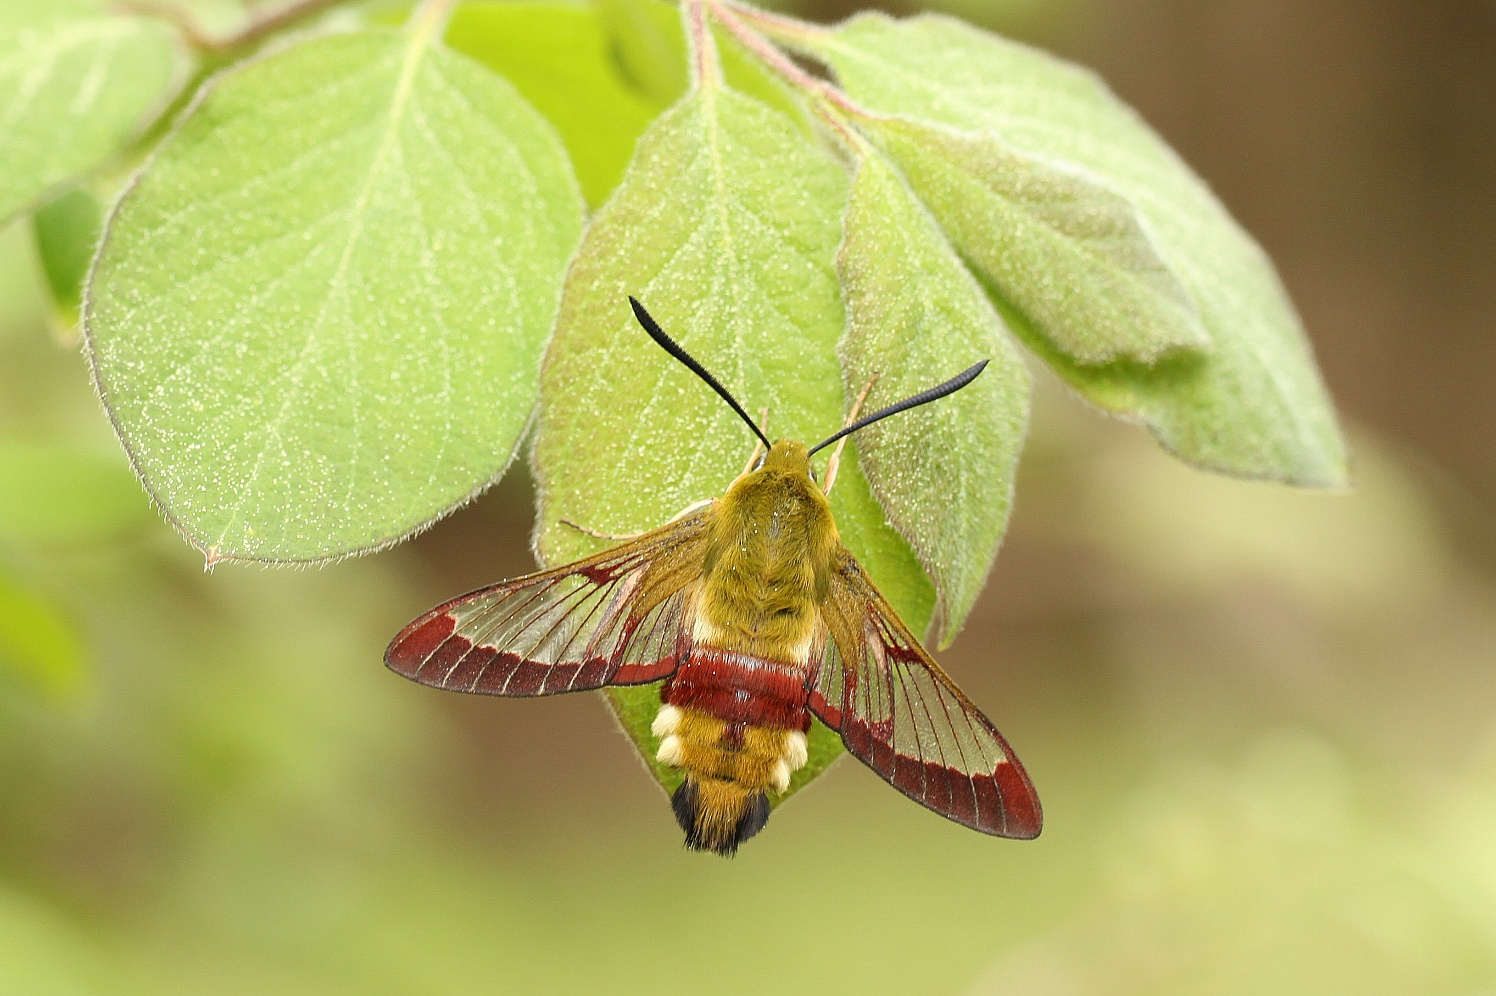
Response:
[696,440,839,661]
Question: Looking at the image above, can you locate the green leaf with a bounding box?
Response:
[32,186,104,338]
[593,0,689,107]
[443,2,659,207]
[595,0,807,121]
[0,0,183,226]
[85,27,583,564]
[801,12,1348,488]
[0,561,86,702]
[838,150,1031,647]
[0,439,154,548]
[864,117,1208,365]
[534,82,932,803]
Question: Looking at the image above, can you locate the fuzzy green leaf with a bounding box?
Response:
[0,440,154,548]
[0,0,182,226]
[534,82,932,803]
[838,150,1031,648]
[864,117,1208,365]
[803,12,1348,487]
[0,562,86,703]
[443,2,659,207]
[86,27,583,564]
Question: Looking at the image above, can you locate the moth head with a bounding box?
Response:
[761,439,810,476]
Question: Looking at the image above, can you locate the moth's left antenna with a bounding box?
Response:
[629,297,773,451]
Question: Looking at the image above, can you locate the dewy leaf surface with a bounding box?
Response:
[864,117,1207,365]
[0,0,182,226]
[803,13,1348,488]
[86,28,583,563]
[534,82,933,802]
[838,151,1030,648]
[443,2,658,207]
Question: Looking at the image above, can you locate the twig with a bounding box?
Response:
[684,0,723,90]
[707,1,880,147]
[717,0,831,46]
[118,0,349,54]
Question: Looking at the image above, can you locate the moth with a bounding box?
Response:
[386,298,1041,855]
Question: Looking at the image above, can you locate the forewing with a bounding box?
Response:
[385,507,711,696]
[811,549,1042,838]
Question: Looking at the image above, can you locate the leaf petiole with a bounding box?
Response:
[684,0,724,90]
[406,0,459,39]
[117,0,350,54]
[705,1,872,148]
[715,0,831,47]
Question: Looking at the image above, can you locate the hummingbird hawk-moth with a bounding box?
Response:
[385,298,1041,855]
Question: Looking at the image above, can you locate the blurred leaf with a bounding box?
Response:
[838,150,1030,646]
[86,26,583,564]
[594,0,688,107]
[917,0,1084,34]
[864,117,1208,365]
[444,2,659,207]
[0,885,118,993]
[0,561,86,702]
[0,0,183,226]
[972,735,1496,995]
[596,0,806,121]
[534,81,933,801]
[0,439,153,547]
[1078,433,1447,608]
[31,186,104,341]
[799,13,1348,488]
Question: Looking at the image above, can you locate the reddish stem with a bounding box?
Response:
[718,0,831,45]
[119,0,349,53]
[685,0,723,89]
[707,1,880,148]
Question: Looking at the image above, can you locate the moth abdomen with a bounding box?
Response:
[663,649,811,731]
[653,649,812,855]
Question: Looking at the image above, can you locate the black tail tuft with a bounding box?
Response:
[671,778,771,857]
[670,777,700,834]
[735,791,771,846]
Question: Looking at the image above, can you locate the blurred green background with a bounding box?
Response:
[3,0,1495,993]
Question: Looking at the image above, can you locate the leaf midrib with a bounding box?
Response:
[213,27,450,552]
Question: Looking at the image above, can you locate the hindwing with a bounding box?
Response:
[810,548,1042,838]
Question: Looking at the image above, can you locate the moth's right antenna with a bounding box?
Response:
[807,361,989,456]
[629,297,773,451]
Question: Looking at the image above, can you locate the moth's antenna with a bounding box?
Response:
[807,361,989,456]
[629,296,773,451]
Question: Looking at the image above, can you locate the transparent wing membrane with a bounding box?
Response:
[811,551,1041,838]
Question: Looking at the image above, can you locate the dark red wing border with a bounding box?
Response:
[386,600,682,696]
